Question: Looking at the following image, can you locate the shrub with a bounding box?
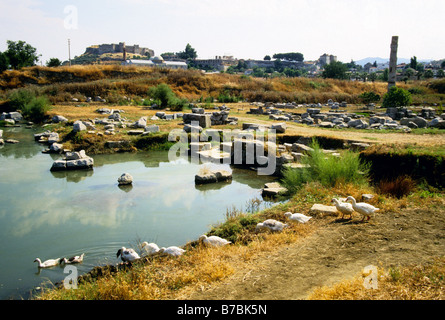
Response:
[378,175,416,198]
[7,88,51,122]
[169,96,189,111]
[21,96,52,123]
[217,93,241,103]
[428,79,445,94]
[382,86,412,109]
[147,83,175,108]
[281,140,370,194]
[7,88,35,109]
[359,91,381,104]
[147,83,188,110]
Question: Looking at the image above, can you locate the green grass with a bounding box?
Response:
[281,139,370,195]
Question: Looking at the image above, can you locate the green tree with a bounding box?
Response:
[368,72,377,82]
[379,68,389,81]
[283,67,301,77]
[382,86,412,109]
[423,69,434,79]
[177,43,197,60]
[404,67,416,79]
[264,55,271,61]
[437,69,445,78]
[410,56,417,70]
[416,63,424,72]
[322,61,348,80]
[273,59,283,72]
[46,58,61,67]
[0,51,9,72]
[273,52,304,62]
[4,40,40,69]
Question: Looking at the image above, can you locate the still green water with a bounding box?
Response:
[0,126,276,299]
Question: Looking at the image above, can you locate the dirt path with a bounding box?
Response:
[188,206,445,300]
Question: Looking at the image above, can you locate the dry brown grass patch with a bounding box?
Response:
[308,257,445,300]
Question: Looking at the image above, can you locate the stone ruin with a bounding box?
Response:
[182,106,238,131]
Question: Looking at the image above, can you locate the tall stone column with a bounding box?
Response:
[388,36,398,90]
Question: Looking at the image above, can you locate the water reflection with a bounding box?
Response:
[0,126,279,300]
[118,184,133,193]
[51,169,94,183]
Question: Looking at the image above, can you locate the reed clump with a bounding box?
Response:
[281,139,370,195]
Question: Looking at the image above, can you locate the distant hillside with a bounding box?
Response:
[355,57,411,66]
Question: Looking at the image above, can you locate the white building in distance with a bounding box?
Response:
[122,56,187,69]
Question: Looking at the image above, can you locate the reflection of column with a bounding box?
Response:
[388,36,398,90]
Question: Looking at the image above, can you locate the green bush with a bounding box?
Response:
[21,96,52,123]
[7,89,51,123]
[147,83,188,110]
[359,91,381,104]
[8,88,35,109]
[169,97,189,111]
[217,93,241,103]
[281,140,370,194]
[148,83,175,108]
[382,86,412,109]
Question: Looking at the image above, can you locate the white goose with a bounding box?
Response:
[61,253,85,264]
[255,219,288,232]
[346,196,380,221]
[199,235,232,247]
[159,246,185,257]
[141,242,160,256]
[331,198,355,219]
[34,257,61,268]
[284,212,312,224]
[116,247,140,262]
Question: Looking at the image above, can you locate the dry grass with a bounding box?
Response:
[37,224,314,300]
[378,175,416,199]
[3,65,442,105]
[308,257,445,300]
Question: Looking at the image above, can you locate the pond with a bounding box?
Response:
[0,126,277,299]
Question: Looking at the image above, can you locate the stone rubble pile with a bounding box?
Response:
[248,101,445,131]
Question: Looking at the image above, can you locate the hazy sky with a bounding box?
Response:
[0,0,444,65]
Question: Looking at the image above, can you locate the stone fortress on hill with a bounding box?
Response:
[85,42,155,58]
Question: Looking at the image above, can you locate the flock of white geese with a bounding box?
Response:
[34,195,379,268]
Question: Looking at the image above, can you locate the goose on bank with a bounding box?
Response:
[331,198,355,219]
[141,242,160,256]
[199,235,232,247]
[116,247,140,262]
[159,246,185,257]
[284,212,312,224]
[346,196,380,221]
[255,219,288,232]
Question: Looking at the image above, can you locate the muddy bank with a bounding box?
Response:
[361,151,445,188]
